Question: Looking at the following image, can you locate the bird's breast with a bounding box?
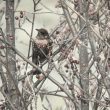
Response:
[35,39,48,45]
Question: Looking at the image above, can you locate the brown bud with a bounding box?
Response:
[20,14,23,18]
[15,16,19,20]
[5,16,9,20]
[56,31,60,34]
[23,63,25,65]
[64,64,69,68]
[20,11,23,15]
[77,95,81,100]
[17,65,20,70]
[65,70,68,73]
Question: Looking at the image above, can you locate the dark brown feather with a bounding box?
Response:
[32,29,52,75]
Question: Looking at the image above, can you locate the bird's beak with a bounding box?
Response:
[35,29,40,31]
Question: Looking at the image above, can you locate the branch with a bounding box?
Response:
[0,37,79,106]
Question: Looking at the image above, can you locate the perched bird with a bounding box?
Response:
[32,28,52,77]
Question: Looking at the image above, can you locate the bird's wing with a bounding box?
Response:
[32,42,39,65]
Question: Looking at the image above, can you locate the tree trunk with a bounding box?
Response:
[78,0,89,110]
[5,0,21,109]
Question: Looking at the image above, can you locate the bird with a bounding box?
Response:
[32,28,52,78]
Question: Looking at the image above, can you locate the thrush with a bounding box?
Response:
[32,28,52,78]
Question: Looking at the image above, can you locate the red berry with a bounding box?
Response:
[76,60,79,64]
[9,36,14,40]
[0,45,5,49]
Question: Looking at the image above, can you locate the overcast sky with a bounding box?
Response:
[15,0,62,56]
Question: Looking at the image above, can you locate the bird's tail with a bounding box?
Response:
[32,67,42,75]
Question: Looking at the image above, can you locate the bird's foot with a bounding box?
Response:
[32,68,41,75]
[36,74,44,80]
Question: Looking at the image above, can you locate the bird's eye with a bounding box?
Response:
[40,32,44,35]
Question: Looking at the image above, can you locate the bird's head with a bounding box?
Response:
[36,28,49,39]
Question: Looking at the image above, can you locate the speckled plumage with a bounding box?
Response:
[32,28,52,75]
